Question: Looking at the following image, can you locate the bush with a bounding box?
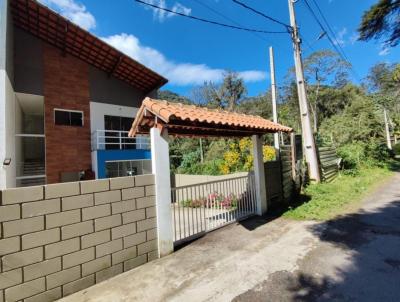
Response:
[201,159,224,175]
[364,141,391,164]
[393,143,400,155]
[337,143,366,169]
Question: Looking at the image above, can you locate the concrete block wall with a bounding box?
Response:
[0,175,158,302]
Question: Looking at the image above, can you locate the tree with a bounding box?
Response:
[286,50,351,132]
[220,71,247,111]
[236,94,273,119]
[366,62,398,92]
[190,71,246,110]
[158,90,192,104]
[191,81,223,108]
[358,0,400,47]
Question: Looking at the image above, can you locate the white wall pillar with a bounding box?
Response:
[150,127,174,257]
[252,134,268,215]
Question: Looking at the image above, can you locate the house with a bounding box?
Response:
[0,0,167,189]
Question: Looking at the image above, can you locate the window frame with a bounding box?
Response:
[54,108,84,127]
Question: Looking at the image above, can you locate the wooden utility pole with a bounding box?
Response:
[269,46,280,151]
[288,0,321,182]
[384,108,392,150]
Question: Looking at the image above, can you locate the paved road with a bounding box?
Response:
[61,172,400,302]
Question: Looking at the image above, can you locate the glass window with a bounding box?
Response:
[54,109,83,127]
[105,160,151,178]
[104,115,136,150]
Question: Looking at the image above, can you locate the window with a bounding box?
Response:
[104,115,135,150]
[105,160,151,178]
[54,109,83,127]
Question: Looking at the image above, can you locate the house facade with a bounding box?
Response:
[0,0,167,189]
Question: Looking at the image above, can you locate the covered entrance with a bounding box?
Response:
[129,98,292,254]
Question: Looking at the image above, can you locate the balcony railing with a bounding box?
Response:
[92,130,150,151]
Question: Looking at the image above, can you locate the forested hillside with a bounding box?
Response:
[159,51,400,175]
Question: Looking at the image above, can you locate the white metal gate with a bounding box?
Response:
[171,174,257,245]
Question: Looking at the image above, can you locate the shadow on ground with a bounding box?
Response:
[235,188,400,301]
[388,159,400,172]
[239,194,311,231]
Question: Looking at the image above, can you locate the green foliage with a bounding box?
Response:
[358,0,400,47]
[283,166,393,220]
[337,143,366,169]
[393,143,400,155]
[158,90,192,104]
[319,95,384,147]
[165,51,399,179]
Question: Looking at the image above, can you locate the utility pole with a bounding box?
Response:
[269,46,280,152]
[288,0,321,182]
[384,108,392,150]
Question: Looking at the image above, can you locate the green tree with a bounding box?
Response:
[190,71,246,110]
[289,50,351,132]
[158,90,192,104]
[236,93,273,119]
[358,0,400,46]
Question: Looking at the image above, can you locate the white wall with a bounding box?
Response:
[90,101,140,149]
[174,172,249,187]
[90,101,138,133]
[90,101,150,150]
[91,151,98,179]
[0,70,16,188]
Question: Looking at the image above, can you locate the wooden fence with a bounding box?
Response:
[280,145,295,202]
[318,146,340,182]
[264,160,283,207]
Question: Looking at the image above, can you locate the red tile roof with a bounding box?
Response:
[129,98,292,137]
[10,0,167,93]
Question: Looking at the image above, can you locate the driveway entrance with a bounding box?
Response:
[61,172,400,302]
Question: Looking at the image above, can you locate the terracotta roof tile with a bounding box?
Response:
[129,98,292,137]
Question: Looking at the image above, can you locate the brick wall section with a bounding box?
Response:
[0,175,158,302]
[43,43,92,184]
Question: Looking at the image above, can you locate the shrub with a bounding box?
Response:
[364,141,391,164]
[393,143,400,155]
[201,159,224,175]
[337,143,366,169]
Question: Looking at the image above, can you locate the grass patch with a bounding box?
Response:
[282,165,394,221]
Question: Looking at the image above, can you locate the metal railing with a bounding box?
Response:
[92,130,150,151]
[171,174,257,244]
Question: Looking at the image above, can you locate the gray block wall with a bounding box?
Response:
[0,175,158,302]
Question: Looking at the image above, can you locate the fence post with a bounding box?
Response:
[252,135,268,215]
[150,127,174,257]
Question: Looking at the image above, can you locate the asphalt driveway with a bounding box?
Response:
[61,172,400,302]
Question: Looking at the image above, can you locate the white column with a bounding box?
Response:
[252,135,268,215]
[150,127,174,257]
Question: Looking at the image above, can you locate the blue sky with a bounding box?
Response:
[41,0,400,97]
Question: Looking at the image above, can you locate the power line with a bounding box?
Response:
[135,0,287,34]
[302,0,344,57]
[231,0,292,31]
[309,0,350,62]
[190,0,270,43]
[302,0,360,79]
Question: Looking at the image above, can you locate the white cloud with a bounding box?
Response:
[140,0,191,22]
[334,27,347,46]
[349,32,359,45]
[379,47,390,56]
[38,0,96,30]
[102,33,266,86]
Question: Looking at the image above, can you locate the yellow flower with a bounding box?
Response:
[263,145,276,161]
